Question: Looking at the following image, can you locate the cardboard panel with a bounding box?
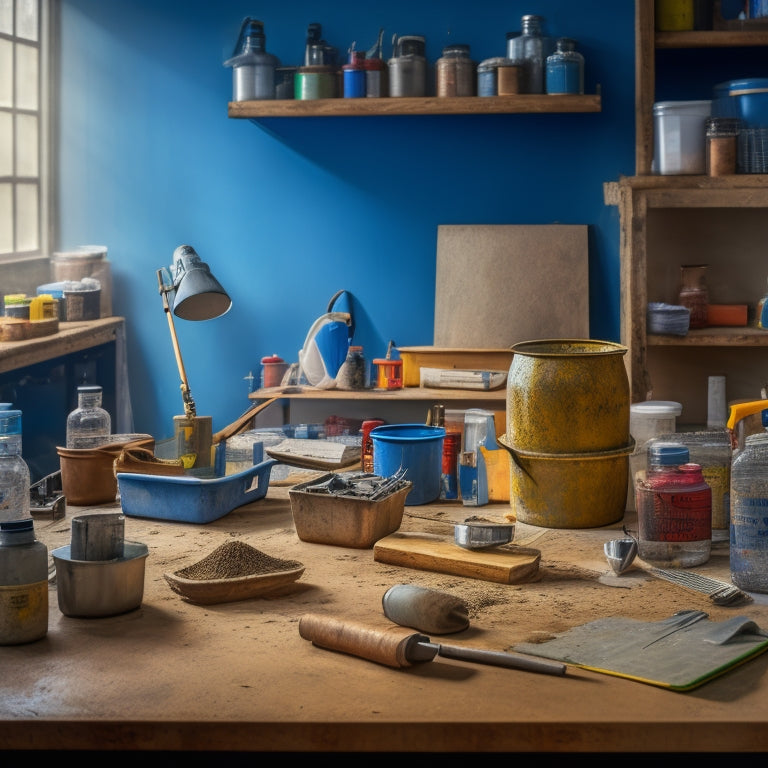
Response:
[435,224,589,347]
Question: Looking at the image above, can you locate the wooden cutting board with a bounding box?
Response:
[373,532,540,584]
[434,224,589,347]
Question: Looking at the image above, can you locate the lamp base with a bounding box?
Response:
[173,415,213,469]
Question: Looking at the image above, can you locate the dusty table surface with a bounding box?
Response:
[5,470,768,754]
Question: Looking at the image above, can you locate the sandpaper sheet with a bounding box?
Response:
[514,610,768,691]
[434,224,589,347]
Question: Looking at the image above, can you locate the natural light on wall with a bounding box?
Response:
[0,0,51,262]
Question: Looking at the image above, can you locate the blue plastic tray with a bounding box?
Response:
[116,458,278,524]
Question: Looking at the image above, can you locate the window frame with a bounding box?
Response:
[0,0,56,265]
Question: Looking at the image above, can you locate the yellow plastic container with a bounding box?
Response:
[655,0,694,31]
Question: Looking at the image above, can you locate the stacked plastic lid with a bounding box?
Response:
[647,302,691,335]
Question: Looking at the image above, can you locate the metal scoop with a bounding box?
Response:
[604,537,638,575]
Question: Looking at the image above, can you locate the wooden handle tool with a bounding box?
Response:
[298,613,566,676]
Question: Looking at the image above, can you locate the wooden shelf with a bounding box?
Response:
[656,29,768,47]
[228,92,601,119]
[0,316,125,374]
[649,327,768,347]
[249,385,506,403]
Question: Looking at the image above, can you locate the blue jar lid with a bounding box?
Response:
[650,442,689,466]
[0,409,22,436]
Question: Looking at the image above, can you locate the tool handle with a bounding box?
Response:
[299,613,424,669]
[436,643,567,676]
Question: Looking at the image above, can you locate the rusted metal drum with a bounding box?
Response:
[499,437,634,528]
[503,339,633,528]
[506,339,630,454]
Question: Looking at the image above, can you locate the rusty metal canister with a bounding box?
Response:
[505,339,630,454]
[502,339,632,529]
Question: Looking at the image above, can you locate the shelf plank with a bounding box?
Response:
[248,385,506,403]
[657,29,768,48]
[649,327,768,346]
[0,317,125,374]
[228,93,601,119]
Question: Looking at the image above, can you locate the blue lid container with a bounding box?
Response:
[712,78,768,128]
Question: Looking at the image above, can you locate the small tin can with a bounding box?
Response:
[477,57,512,97]
[343,51,366,98]
[295,65,337,100]
[364,58,386,97]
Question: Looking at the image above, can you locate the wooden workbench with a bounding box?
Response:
[4,478,768,755]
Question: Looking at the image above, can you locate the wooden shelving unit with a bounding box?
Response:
[614,3,768,424]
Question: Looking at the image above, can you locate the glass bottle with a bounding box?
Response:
[757,276,768,329]
[730,433,768,593]
[545,37,584,95]
[0,518,48,645]
[0,407,30,522]
[705,117,739,177]
[66,385,111,449]
[677,264,709,330]
[506,15,555,94]
[436,44,475,97]
[336,346,368,391]
[636,442,712,567]
[224,18,280,101]
[647,430,731,543]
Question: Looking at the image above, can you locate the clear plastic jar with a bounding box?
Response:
[506,14,555,94]
[647,430,731,543]
[705,117,740,177]
[636,441,712,567]
[730,433,768,593]
[436,44,475,97]
[66,385,111,449]
[545,37,584,95]
[0,518,48,645]
[0,407,30,522]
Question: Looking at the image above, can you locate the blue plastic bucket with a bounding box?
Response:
[371,424,446,506]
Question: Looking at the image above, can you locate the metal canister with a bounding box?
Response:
[477,57,504,97]
[388,35,427,97]
[343,51,366,98]
[295,65,337,100]
[361,419,385,473]
[436,44,475,97]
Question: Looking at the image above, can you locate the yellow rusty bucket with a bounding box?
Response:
[506,339,630,454]
[499,436,634,529]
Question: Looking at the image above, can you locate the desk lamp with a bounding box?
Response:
[157,244,231,468]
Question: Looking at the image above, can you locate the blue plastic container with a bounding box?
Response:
[712,79,768,128]
[371,424,445,506]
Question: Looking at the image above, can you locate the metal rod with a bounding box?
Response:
[158,268,196,419]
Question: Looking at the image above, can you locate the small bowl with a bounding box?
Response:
[604,537,638,575]
[52,541,148,618]
[164,565,305,605]
[454,518,515,549]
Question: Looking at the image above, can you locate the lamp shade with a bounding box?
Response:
[170,245,232,321]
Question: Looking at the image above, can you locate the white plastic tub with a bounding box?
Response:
[653,100,711,174]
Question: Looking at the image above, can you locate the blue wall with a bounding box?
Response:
[58,1,635,440]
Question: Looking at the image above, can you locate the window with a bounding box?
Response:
[0,0,53,263]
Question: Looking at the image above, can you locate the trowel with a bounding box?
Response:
[299,613,566,676]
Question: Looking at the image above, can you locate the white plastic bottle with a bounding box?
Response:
[0,518,48,645]
[0,407,31,522]
[66,385,111,448]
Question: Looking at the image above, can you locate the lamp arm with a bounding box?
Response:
[158,269,197,419]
